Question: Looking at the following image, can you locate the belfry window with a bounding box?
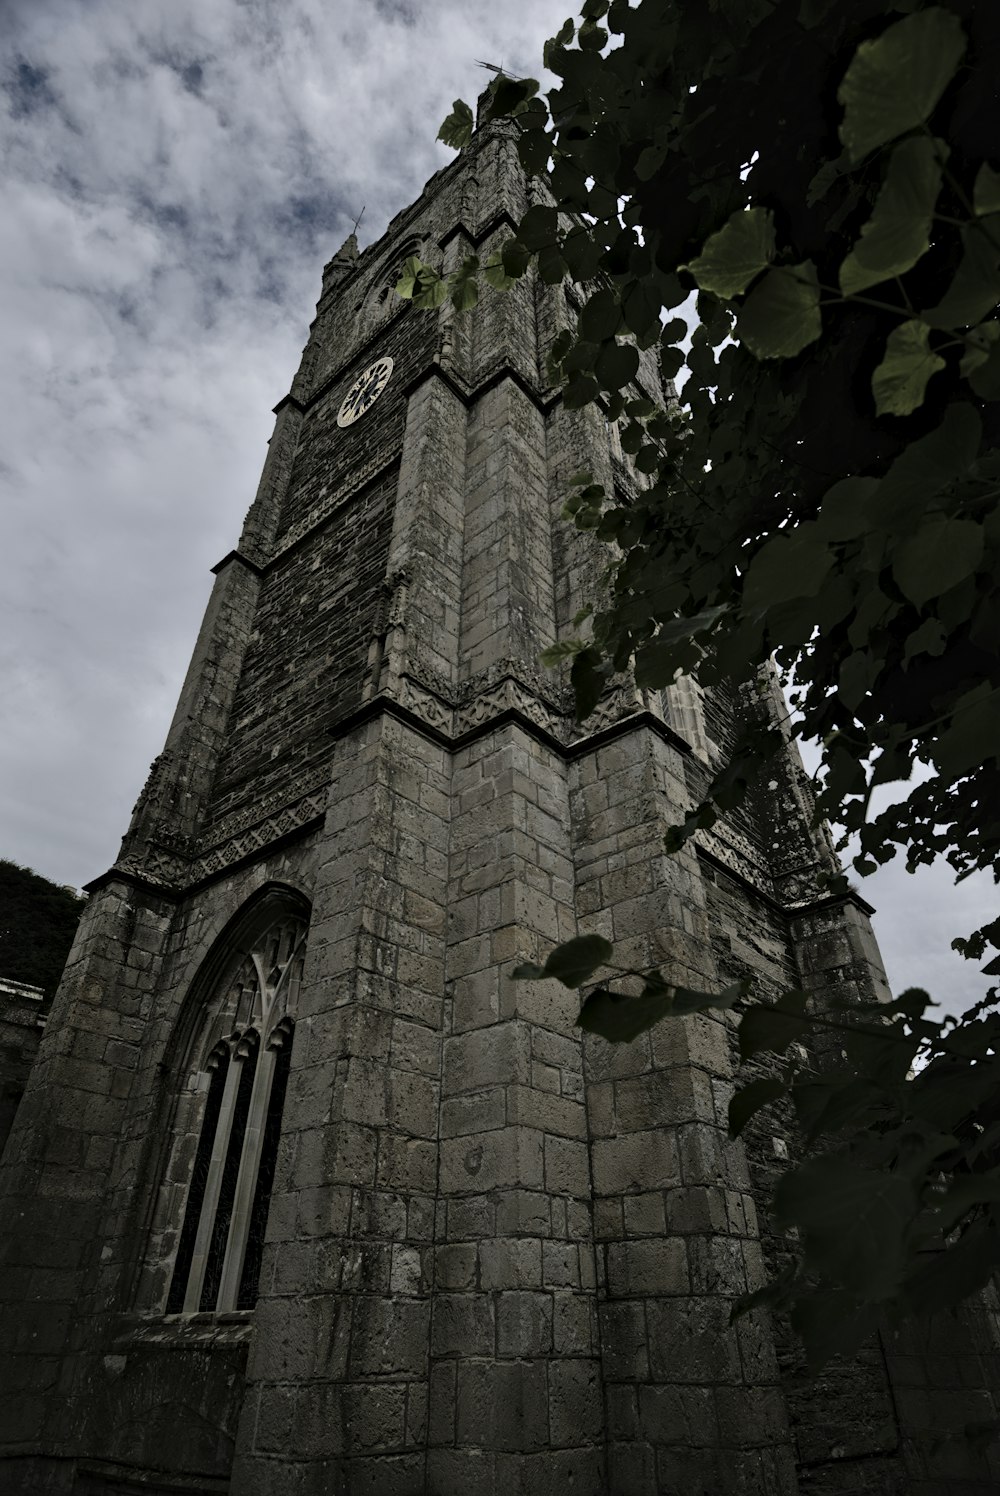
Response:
[163,913,306,1315]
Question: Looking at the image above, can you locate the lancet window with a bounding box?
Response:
[162,912,306,1315]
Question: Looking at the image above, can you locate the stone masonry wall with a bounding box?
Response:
[2,102,998,1496]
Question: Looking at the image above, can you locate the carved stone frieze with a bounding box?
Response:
[199,766,331,853]
[190,791,328,882]
[695,823,774,898]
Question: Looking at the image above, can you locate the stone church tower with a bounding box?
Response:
[2,103,997,1496]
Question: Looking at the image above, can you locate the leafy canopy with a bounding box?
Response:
[0,859,85,1001]
[417,0,1000,1373]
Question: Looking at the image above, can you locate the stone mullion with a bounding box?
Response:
[569,726,799,1496]
[182,1046,245,1313]
[214,1045,277,1312]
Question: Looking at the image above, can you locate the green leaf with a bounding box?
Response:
[577,985,666,1043]
[633,607,728,687]
[837,8,966,164]
[561,228,604,282]
[960,321,1000,377]
[973,163,1000,216]
[543,17,575,70]
[729,1076,788,1138]
[595,341,640,391]
[935,686,1000,776]
[790,1290,881,1373]
[893,518,984,607]
[579,289,622,342]
[900,1216,1000,1314]
[776,1156,916,1299]
[570,643,608,717]
[815,477,879,541]
[738,262,822,359]
[438,98,474,151]
[539,638,586,667]
[742,527,834,613]
[450,276,479,312]
[791,1075,885,1143]
[513,933,613,988]
[501,240,532,279]
[483,251,518,292]
[489,75,539,118]
[448,256,480,313]
[839,137,945,296]
[923,217,1000,330]
[622,280,661,339]
[413,275,448,310]
[563,372,600,410]
[394,255,427,300]
[636,143,668,181]
[683,207,776,298]
[578,977,746,1044]
[538,242,568,285]
[518,204,559,251]
[967,339,1000,400]
[739,991,810,1060]
[871,319,945,416]
[518,128,552,176]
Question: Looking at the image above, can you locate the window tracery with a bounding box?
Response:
[161,912,306,1316]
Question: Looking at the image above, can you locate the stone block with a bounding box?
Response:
[428,1360,456,1445]
[426,1448,497,1496]
[390,1017,439,1075]
[552,1290,595,1356]
[495,1188,550,1236]
[591,1130,680,1195]
[507,1086,586,1141]
[440,1088,505,1138]
[608,1440,657,1496]
[544,1135,591,1196]
[456,1359,549,1452]
[638,1384,717,1446]
[440,1127,543,1194]
[349,1298,429,1378]
[494,1449,606,1496]
[443,1023,530,1094]
[623,1193,666,1237]
[390,1244,423,1296]
[599,1302,650,1382]
[549,1358,603,1448]
[497,1291,553,1357]
[434,1242,478,1290]
[542,1241,579,1288]
[647,1298,743,1385]
[452,967,500,1030]
[446,1194,494,1237]
[480,1236,542,1289]
[376,1134,437,1194]
[432,1293,495,1357]
[606,1239,689,1298]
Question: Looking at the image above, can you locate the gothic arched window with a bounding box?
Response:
[160,911,306,1315]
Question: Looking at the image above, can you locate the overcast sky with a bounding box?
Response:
[1,0,993,1019]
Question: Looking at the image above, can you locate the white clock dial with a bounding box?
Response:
[337,356,394,427]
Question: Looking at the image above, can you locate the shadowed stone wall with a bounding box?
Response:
[1,100,997,1496]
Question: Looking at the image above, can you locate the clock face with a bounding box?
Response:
[337,356,394,427]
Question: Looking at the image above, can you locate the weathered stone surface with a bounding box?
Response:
[1,89,996,1496]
